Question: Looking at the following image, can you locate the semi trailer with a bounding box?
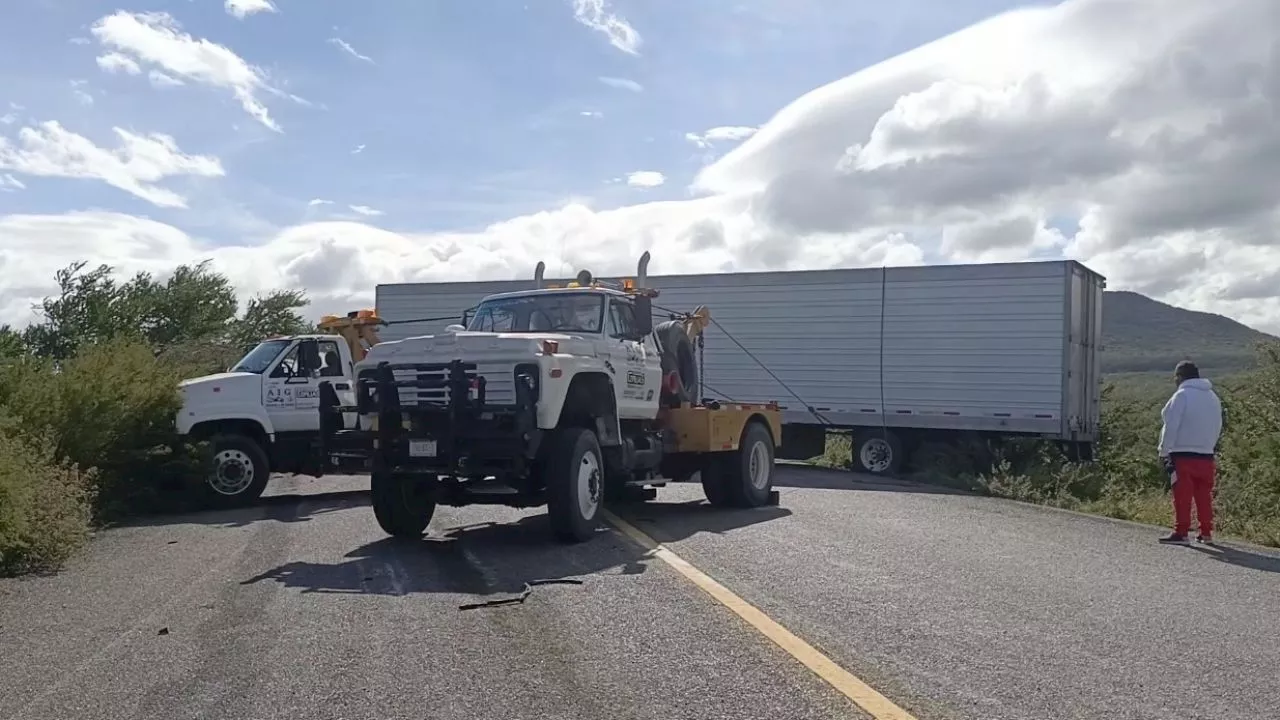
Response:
[373,259,1105,475]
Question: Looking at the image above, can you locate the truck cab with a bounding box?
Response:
[176,333,359,506]
[462,284,667,425]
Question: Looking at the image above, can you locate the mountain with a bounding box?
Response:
[1102,291,1276,374]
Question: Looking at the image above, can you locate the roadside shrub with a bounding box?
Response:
[0,432,96,576]
[0,338,204,521]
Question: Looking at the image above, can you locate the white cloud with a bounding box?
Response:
[6,0,1280,332]
[308,198,333,207]
[625,170,666,189]
[0,173,24,191]
[351,144,366,154]
[0,121,224,208]
[685,126,758,149]
[91,11,288,131]
[328,37,374,64]
[572,0,641,55]
[225,0,278,20]
[96,52,141,75]
[148,70,184,88]
[349,204,384,217]
[0,201,921,327]
[598,76,643,93]
[70,80,94,106]
[581,110,603,118]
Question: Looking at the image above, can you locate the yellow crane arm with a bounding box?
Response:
[317,309,385,363]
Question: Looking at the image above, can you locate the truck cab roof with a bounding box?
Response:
[479,286,634,303]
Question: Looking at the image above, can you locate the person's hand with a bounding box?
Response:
[1160,455,1175,474]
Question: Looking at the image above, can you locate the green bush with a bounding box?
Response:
[0,339,204,524]
[0,433,96,576]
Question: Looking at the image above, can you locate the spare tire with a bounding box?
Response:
[654,320,698,404]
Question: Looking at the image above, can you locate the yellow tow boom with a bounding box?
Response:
[317,309,385,363]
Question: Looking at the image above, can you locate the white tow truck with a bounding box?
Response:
[318,252,783,543]
[174,311,386,506]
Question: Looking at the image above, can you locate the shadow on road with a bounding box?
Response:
[124,490,372,529]
[240,500,791,599]
[771,464,966,495]
[1191,542,1280,574]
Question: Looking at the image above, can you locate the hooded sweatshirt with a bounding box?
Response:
[1157,378,1223,457]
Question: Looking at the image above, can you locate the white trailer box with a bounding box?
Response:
[376,260,1105,474]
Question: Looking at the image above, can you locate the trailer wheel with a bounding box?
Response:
[371,471,435,538]
[722,421,776,507]
[852,430,902,476]
[203,434,270,508]
[545,427,604,544]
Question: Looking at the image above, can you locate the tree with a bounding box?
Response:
[227,290,313,353]
[0,325,23,359]
[14,261,312,361]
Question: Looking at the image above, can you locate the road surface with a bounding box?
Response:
[2,466,1279,720]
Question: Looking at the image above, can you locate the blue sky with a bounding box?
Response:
[0,0,1025,242]
[6,0,1274,332]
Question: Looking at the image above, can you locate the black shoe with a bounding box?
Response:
[1159,533,1190,545]
[1196,534,1215,545]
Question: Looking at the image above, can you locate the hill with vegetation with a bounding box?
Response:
[1102,290,1276,375]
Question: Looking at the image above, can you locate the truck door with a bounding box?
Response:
[607,298,660,420]
[263,338,345,432]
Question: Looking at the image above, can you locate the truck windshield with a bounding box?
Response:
[467,293,604,333]
[231,339,291,374]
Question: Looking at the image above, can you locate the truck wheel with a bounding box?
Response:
[545,427,604,543]
[722,421,776,507]
[204,434,270,507]
[371,471,435,538]
[852,430,902,476]
[700,459,733,507]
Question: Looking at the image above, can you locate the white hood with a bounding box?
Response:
[179,371,262,403]
[358,331,594,371]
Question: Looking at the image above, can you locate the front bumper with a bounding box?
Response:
[319,359,541,478]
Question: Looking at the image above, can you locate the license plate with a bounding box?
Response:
[408,439,437,457]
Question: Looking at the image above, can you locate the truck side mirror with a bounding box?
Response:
[632,296,653,337]
[297,339,321,375]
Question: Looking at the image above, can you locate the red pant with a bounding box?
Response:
[1171,455,1216,536]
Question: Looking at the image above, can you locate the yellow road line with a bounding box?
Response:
[603,510,919,720]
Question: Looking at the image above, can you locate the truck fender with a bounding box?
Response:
[179,407,276,441]
[547,371,621,447]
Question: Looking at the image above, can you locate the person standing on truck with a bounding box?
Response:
[1157,361,1223,546]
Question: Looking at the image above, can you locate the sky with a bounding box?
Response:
[1,0,1278,331]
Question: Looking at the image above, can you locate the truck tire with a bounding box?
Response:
[654,320,698,404]
[700,460,733,507]
[545,427,604,543]
[852,430,902,476]
[371,471,435,538]
[722,421,776,507]
[204,434,270,508]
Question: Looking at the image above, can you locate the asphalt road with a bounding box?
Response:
[3,467,1279,720]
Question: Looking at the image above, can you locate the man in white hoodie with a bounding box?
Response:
[1157,361,1223,545]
